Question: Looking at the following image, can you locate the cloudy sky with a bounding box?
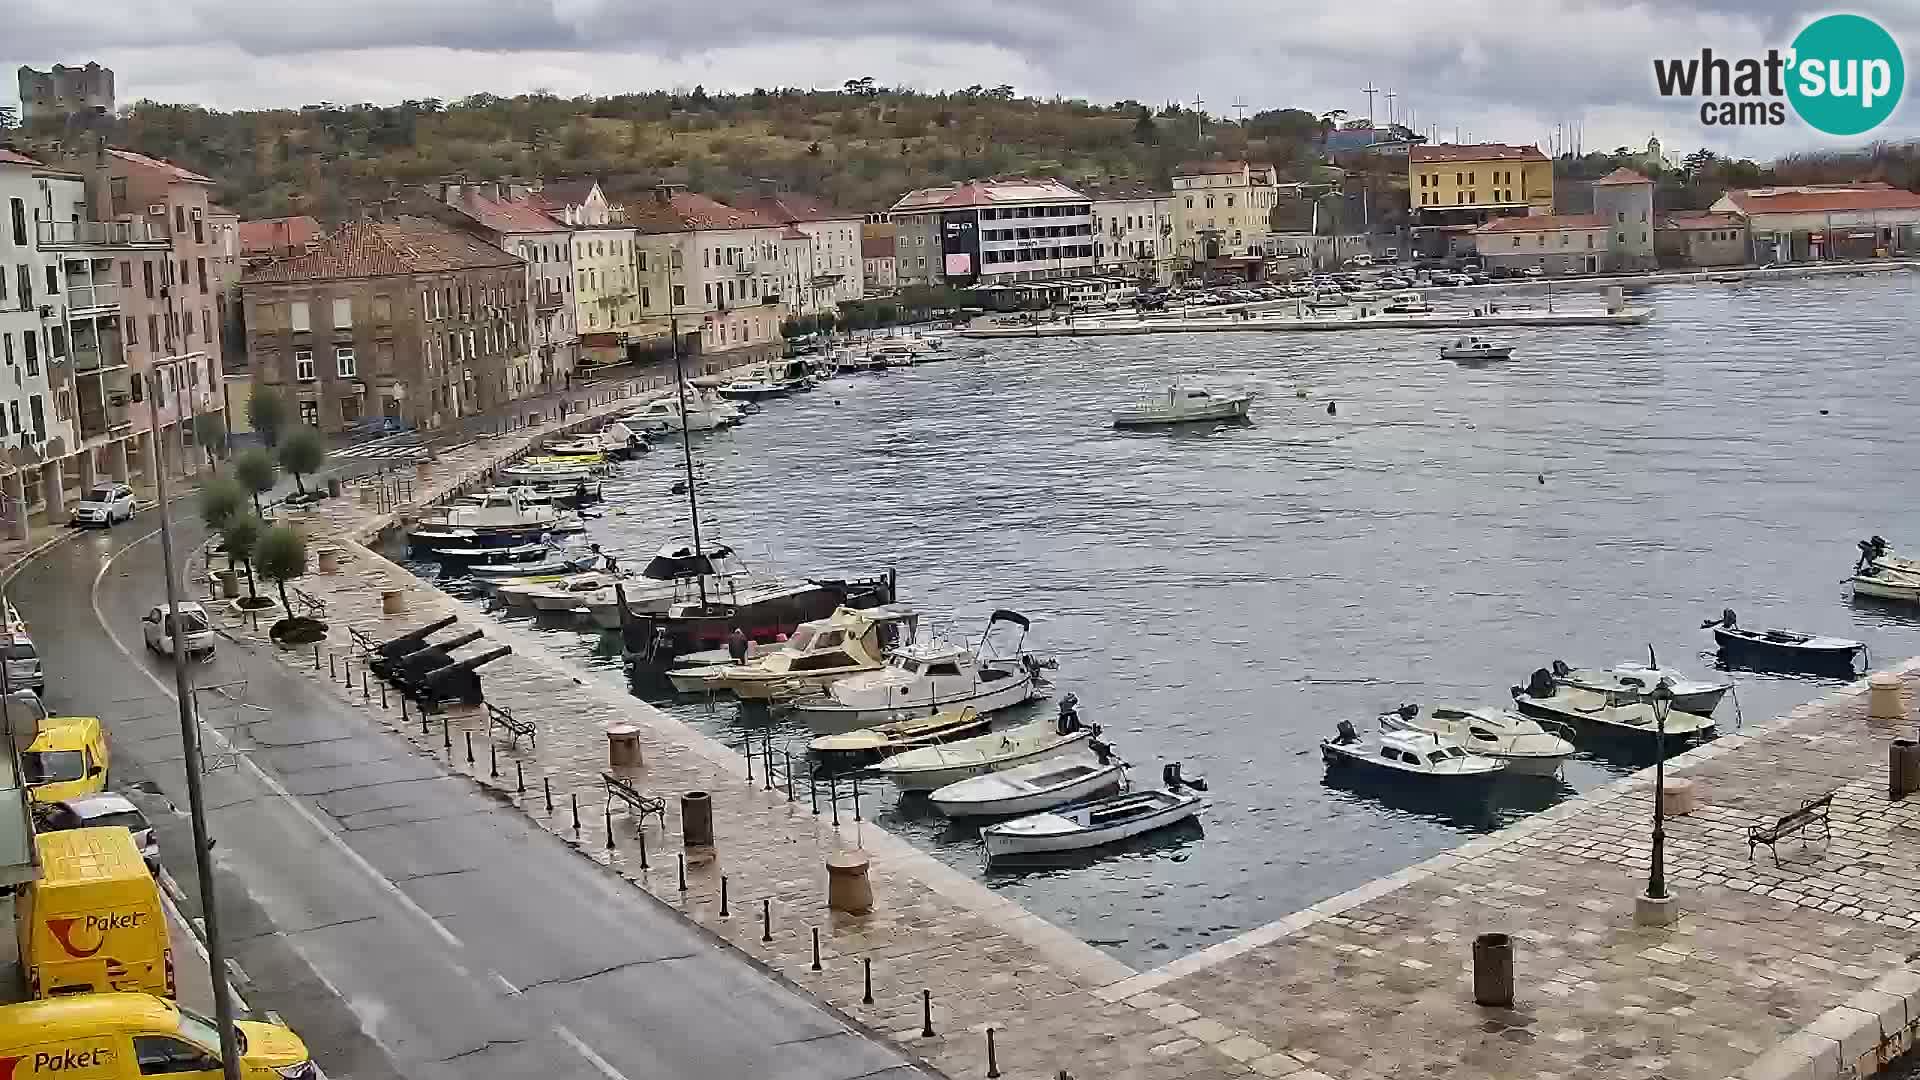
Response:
[7,0,1917,161]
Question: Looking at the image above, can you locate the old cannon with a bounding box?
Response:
[368,615,460,679]
[388,629,487,692]
[416,646,513,710]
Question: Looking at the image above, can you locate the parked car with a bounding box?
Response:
[141,602,215,659]
[36,792,162,875]
[70,484,136,528]
[1522,266,1546,278]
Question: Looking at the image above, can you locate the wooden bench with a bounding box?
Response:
[1748,791,1835,865]
[602,772,665,828]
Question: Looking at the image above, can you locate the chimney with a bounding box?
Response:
[440,182,461,206]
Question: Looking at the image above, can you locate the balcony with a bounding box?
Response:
[64,283,118,314]
[734,259,757,275]
[36,219,170,250]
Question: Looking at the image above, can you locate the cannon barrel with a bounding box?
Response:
[374,615,459,658]
[387,632,487,685]
[426,628,486,655]
[423,646,513,685]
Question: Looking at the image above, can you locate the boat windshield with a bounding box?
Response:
[893,657,922,673]
[787,626,819,651]
[1445,747,1468,758]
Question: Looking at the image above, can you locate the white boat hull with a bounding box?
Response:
[930,761,1124,817]
[982,798,1199,858]
[875,729,1090,792]
[1853,574,1920,604]
[792,670,1037,731]
[1111,397,1252,428]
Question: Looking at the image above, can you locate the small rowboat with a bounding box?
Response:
[1703,609,1866,676]
[806,707,990,763]
[869,719,1092,792]
[982,787,1201,861]
[930,754,1125,817]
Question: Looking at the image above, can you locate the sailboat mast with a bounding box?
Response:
[671,320,709,609]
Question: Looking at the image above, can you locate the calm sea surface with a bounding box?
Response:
[405,272,1920,968]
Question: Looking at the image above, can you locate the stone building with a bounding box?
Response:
[1656,213,1749,267]
[1470,214,1611,275]
[625,186,786,367]
[734,193,866,315]
[240,217,528,433]
[1590,168,1656,269]
[17,63,114,126]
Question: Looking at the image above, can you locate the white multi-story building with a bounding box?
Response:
[1083,181,1176,284]
[1170,160,1281,264]
[437,181,578,394]
[889,178,1095,287]
[626,186,785,365]
[525,179,640,366]
[737,194,865,315]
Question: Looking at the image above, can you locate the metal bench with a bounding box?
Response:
[602,772,665,828]
[487,702,536,747]
[1748,791,1835,864]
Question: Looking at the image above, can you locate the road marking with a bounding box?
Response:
[93,524,466,953]
[490,970,520,996]
[554,1025,633,1080]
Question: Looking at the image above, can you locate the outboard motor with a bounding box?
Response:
[1517,667,1556,700]
[1395,703,1419,723]
[1333,719,1361,746]
[1549,659,1571,678]
[1056,693,1082,735]
[1163,762,1209,793]
[1089,737,1116,766]
[1700,607,1738,630]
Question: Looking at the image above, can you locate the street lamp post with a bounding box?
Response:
[144,362,243,1080]
[1636,678,1678,926]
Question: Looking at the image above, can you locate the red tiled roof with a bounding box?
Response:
[106,147,214,184]
[622,191,780,233]
[861,235,893,260]
[238,215,320,255]
[1412,143,1548,164]
[0,149,43,167]
[1722,186,1920,215]
[241,216,521,284]
[452,193,565,235]
[1660,212,1745,230]
[1594,167,1652,186]
[735,193,858,224]
[1474,213,1607,234]
[528,178,599,209]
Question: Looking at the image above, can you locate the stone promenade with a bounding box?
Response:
[199,389,1920,1080]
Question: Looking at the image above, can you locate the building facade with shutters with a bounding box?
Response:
[240,217,528,433]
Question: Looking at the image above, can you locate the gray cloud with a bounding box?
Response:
[6,0,1917,160]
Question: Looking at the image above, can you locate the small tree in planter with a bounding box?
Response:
[277,427,326,502]
[199,475,244,532]
[256,524,325,644]
[234,449,277,514]
[192,411,228,466]
[247,390,289,448]
[221,513,269,608]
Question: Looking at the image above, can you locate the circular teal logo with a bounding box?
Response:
[1787,14,1905,136]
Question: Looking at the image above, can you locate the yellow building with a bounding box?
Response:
[1408,143,1553,258]
[1170,160,1280,266]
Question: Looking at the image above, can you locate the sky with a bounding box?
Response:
[6,0,1918,163]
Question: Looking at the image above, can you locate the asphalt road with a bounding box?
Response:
[10,514,930,1080]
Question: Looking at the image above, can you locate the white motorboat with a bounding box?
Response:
[806,707,993,764]
[597,421,649,458]
[621,385,744,434]
[1549,660,1732,716]
[541,437,607,461]
[787,611,1043,729]
[1111,385,1254,429]
[1377,704,1574,776]
[1853,569,1920,604]
[930,752,1125,818]
[523,571,625,613]
[1511,669,1716,741]
[666,604,920,697]
[981,779,1204,861]
[580,542,756,628]
[869,718,1092,792]
[1382,290,1431,314]
[499,458,601,485]
[407,488,569,549]
[1855,536,1920,577]
[1320,727,1507,781]
[866,338,941,367]
[1439,335,1513,361]
[716,360,813,400]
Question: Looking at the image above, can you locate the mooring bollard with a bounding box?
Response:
[853,775,862,823]
[363,672,370,701]
[831,776,841,826]
[920,989,934,1037]
[330,653,337,679]
[380,681,387,708]
[1473,932,1515,1008]
[762,898,772,942]
[810,928,821,971]
[744,742,754,785]
[811,778,819,816]
[986,1029,1000,1078]
[720,876,730,917]
[401,694,410,723]
[862,958,873,1004]
[442,717,451,749]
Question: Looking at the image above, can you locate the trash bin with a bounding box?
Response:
[1472,933,1514,1007]
[681,790,713,848]
[1891,740,1920,801]
[326,476,342,498]
[218,570,240,599]
[607,725,641,769]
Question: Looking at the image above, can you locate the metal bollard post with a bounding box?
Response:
[344,662,351,689]
[785,752,794,803]
[745,741,753,785]
[678,854,687,893]
[516,761,525,795]
[442,717,451,749]
[853,775,862,823]
[402,693,409,723]
[811,777,819,816]
[637,827,649,870]
[764,738,774,792]
[720,876,730,917]
[380,681,387,708]
[920,989,934,1037]
[465,730,474,765]
[831,776,840,827]
[606,803,615,850]
[489,738,498,779]
[810,928,821,971]
[363,671,370,701]
[330,653,337,680]
[986,1029,1000,1078]
[862,958,873,1004]
[571,794,581,834]
[314,644,321,670]
[544,777,553,813]
[762,898,772,942]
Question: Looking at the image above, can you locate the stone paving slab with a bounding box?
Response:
[192,371,1920,1080]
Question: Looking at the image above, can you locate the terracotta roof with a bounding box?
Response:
[1721,185,1920,215]
[1174,160,1264,177]
[861,235,893,260]
[734,193,858,224]
[529,178,599,209]
[1593,167,1652,186]
[1660,212,1745,230]
[1474,213,1607,234]
[1078,178,1165,201]
[890,177,1087,212]
[623,191,780,234]
[238,215,321,255]
[452,193,565,235]
[106,147,214,184]
[241,216,521,284]
[1412,143,1548,164]
[0,149,43,167]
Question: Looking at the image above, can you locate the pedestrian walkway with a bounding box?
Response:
[328,437,428,462]
[199,378,1920,1080]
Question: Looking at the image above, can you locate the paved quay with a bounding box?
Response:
[203,391,1920,1080]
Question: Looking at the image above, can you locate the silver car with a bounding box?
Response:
[38,792,162,875]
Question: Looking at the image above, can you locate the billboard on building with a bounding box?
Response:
[940,210,981,284]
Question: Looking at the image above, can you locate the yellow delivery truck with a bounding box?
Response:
[18,827,172,1000]
[0,993,316,1079]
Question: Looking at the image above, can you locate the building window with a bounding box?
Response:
[295,349,315,381]
[183,309,194,339]
[373,294,392,322]
[337,346,356,377]
[22,331,37,374]
[197,257,208,293]
[7,199,24,246]
[1512,236,1521,248]
[143,261,155,299]
[332,297,352,327]
[1587,235,1595,248]
[673,284,686,307]
[291,301,310,331]
[299,400,319,426]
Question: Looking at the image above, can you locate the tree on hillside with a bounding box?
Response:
[278,427,325,495]
[247,390,288,447]
[1133,106,1156,143]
